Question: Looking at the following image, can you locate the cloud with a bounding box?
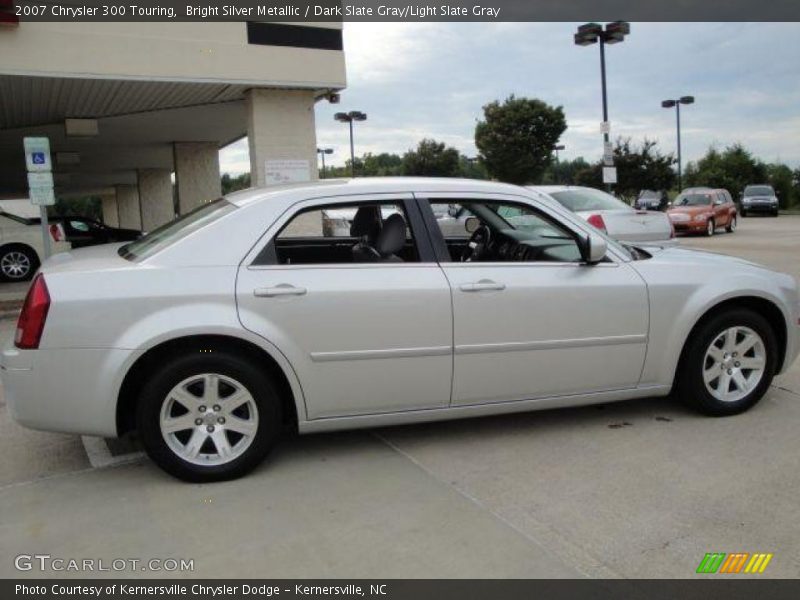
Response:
[221,22,800,175]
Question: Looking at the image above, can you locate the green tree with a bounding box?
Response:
[401,139,461,177]
[765,163,796,209]
[221,172,251,194]
[574,138,676,202]
[457,156,489,180]
[541,157,591,185]
[474,95,567,184]
[683,144,767,199]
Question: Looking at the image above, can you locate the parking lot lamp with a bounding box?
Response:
[317,147,333,178]
[661,96,694,191]
[552,144,565,183]
[334,111,367,177]
[574,21,630,189]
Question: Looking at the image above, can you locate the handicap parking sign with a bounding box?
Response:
[23,137,52,172]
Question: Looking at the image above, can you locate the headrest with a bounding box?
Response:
[376,213,407,256]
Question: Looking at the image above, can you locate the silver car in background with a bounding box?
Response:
[529,185,676,246]
[741,184,780,217]
[2,178,797,482]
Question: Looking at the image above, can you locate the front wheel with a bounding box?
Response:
[136,351,282,481]
[676,309,777,416]
[726,216,737,233]
[705,219,715,237]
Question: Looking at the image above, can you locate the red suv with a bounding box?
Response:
[667,188,737,236]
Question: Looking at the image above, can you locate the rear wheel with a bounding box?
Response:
[0,245,39,282]
[726,215,737,233]
[705,219,715,237]
[136,351,282,481]
[676,309,777,416]
[740,210,747,217]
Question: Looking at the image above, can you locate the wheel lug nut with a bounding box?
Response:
[213,405,221,412]
[195,418,203,426]
[218,417,225,424]
[199,405,207,413]
[727,369,733,375]
[206,425,215,433]
[735,362,740,368]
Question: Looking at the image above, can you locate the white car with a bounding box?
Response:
[2,178,798,481]
[529,185,676,246]
[0,212,70,281]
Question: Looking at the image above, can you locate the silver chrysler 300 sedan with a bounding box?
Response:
[2,178,798,481]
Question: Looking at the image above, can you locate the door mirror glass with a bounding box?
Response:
[464,216,480,234]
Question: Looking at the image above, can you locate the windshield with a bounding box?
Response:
[744,186,774,197]
[675,192,713,206]
[550,188,630,212]
[119,198,236,261]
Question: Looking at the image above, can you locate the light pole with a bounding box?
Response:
[334,111,367,177]
[661,96,694,191]
[317,147,333,178]
[552,144,565,183]
[574,21,630,189]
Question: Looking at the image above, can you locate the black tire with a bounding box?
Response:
[136,351,282,482]
[704,219,715,237]
[772,211,779,217]
[725,216,737,233]
[676,308,777,416]
[0,244,39,282]
[740,210,747,217]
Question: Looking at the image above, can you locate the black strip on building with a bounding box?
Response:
[247,23,343,51]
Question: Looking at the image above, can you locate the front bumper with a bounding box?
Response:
[0,339,130,438]
[742,203,778,214]
[671,221,708,234]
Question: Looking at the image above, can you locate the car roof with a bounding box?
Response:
[226,177,529,208]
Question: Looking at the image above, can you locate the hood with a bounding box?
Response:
[667,205,712,216]
[641,246,764,270]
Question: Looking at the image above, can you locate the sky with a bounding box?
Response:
[219,22,800,174]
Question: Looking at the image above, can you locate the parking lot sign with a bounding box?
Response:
[23,137,52,172]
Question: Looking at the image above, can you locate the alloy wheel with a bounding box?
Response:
[706,220,714,236]
[1,251,31,279]
[159,373,259,466]
[702,326,766,403]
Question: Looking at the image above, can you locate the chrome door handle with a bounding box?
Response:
[459,280,506,292]
[254,285,307,298]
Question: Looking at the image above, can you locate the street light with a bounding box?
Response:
[317,147,333,178]
[552,144,565,184]
[661,96,695,191]
[334,111,367,177]
[574,21,630,189]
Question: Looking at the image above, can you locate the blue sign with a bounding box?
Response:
[32,152,46,165]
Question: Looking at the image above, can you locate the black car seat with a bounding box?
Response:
[372,214,407,262]
[350,206,382,262]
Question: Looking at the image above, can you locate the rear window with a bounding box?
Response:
[550,188,629,212]
[119,198,236,261]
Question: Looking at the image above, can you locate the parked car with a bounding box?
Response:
[667,188,737,236]
[3,178,798,482]
[0,212,71,282]
[529,185,675,246]
[740,185,779,217]
[47,216,141,248]
[635,190,669,211]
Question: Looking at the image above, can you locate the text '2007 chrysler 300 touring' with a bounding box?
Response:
[2,178,798,481]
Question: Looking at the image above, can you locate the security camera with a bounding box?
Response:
[327,93,341,104]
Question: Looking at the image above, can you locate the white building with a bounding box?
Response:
[0,21,346,230]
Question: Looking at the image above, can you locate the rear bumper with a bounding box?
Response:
[0,340,129,437]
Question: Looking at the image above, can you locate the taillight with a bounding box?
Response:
[15,274,50,349]
[587,214,607,233]
[49,224,62,242]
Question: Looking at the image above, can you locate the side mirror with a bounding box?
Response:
[580,232,607,265]
[464,216,480,234]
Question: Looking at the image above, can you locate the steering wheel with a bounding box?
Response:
[461,224,492,262]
